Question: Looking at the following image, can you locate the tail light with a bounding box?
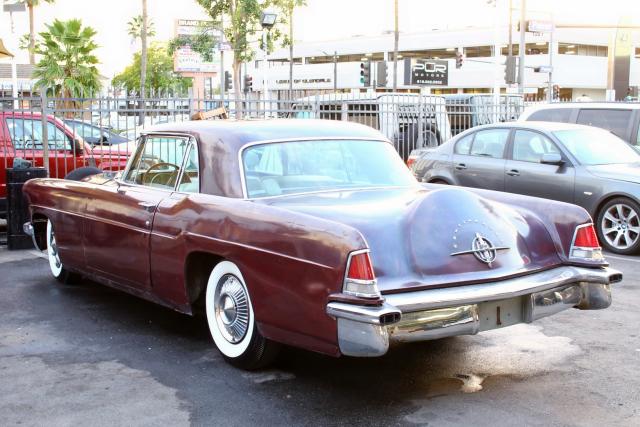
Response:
[343,250,380,298]
[570,223,603,261]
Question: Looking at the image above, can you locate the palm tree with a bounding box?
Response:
[20,0,56,65]
[127,15,156,42]
[33,19,101,111]
[129,1,151,125]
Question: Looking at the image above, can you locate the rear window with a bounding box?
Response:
[527,108,572,123]
[576,109,632,139]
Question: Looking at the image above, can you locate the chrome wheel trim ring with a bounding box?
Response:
[601,203,640,250]
[213,274,250,344]
[47,220,63,277]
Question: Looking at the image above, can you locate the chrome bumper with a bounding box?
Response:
[22,221,40,251]
[326,266,621,357]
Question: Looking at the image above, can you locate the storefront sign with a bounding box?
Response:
[404,58,448,86]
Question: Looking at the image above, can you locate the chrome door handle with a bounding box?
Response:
[455,163,467,170]
[506,169,520,176]
[138,201,157,212]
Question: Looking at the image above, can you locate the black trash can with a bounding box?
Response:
[6,167,47,250]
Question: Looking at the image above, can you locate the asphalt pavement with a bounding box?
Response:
[0,247,638,426]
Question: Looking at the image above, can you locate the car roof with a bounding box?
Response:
[524,102,640,111]
[463,121,601,132]
[144,119,387,147]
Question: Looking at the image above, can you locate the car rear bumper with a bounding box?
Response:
[326,265,622,357]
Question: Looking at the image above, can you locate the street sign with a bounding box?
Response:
[3,3,26,12]
[527,20,554,33]
[404,58,448,86]
[534,65,553,73]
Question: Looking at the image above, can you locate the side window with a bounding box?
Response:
[5,119,72,151]
[576,109,632,139]
[454,133,474,154]
[469,129,509,159]
[124,135,190,189]
[528,108,572,123]
[512,130,560,163]
[177,144,200,193]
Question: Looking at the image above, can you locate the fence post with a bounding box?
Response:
[40,89,49,177]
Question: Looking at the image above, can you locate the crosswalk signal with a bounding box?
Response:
[244,75,253,93]
[224,71,233,92]
[376,61,388,87]
[360,61,371,86]
[553,84,560,100]
[455,50,464,69]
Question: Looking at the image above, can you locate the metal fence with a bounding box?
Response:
[0,92,529,178]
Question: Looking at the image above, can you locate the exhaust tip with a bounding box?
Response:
[379,312,401,325]
[608,273,623,284]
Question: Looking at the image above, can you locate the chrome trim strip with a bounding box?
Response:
[184,231,333,270]
[237,137,392,200]
[384,266,619,313]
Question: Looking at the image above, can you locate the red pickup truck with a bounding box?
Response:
[0,111,130,218]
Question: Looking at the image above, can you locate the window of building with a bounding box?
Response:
[500,43,549,55]
[558,43,607,56]
[464,46,493,57]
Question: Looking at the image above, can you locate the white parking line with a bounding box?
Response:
[604,254,640,263]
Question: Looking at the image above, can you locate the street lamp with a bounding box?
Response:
[260,11,277,117]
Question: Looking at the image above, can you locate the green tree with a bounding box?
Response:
[33,19,101,100]
[112,44,191,95]
[19,0,56,64]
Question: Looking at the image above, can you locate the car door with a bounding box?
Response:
[451,128,509,191]
[504,129,576,203]
[83,134,190,290]
[4,117,83,177]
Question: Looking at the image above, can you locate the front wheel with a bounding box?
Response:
[205,261,279,370]
[596,198,640,255]
[46,219,79,284]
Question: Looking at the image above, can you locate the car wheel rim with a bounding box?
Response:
[601,203,640,250]
[213,274,250,344]
[47,220,63,277]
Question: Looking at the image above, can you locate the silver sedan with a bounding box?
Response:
[411,122,640,255]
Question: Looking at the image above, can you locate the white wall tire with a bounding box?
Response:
[205,261,279,369]
[46,219,78,284]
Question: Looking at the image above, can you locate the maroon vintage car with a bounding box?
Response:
[22,119,621,369]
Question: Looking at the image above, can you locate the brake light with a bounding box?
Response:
[570,224,603,261]
[343,250,380,298]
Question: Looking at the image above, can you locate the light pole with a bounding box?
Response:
[260,11,277,118]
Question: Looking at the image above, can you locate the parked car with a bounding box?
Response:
[64,119,130,147]
[23,119,620,369]
[519,102,640,149]
[0,112,130,218]
[411,121,640,254]
[444,94,524,136]
[291,94,452,161]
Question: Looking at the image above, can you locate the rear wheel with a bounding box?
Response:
[46,219,80,284]
[596,198,640,254]
[205,261,279,370]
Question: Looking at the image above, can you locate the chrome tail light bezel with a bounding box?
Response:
[343,249,381,299]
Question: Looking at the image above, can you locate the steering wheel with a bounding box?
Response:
[143,162,181,186]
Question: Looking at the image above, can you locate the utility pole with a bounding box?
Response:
[547,22,554,103]
[393,0,398,91]
[334,51,337,92]
[518,0,525,94]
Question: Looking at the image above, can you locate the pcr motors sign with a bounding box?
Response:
[404,58,448,86]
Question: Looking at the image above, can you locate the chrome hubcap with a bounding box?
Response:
[214,275,250,343]
[601,203,640,250]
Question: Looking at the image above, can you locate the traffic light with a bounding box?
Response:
[504,56,517,84]
[244,75,253,93]
[553,85,560,100]
[224,71,233,92]
[376,61,388,87]
[455,50,464,69]
[360,61,371,86]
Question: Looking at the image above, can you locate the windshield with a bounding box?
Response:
[553,129,640,165]
[242,139,417,198]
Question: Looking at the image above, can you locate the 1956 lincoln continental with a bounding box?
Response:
[23,119,622,369]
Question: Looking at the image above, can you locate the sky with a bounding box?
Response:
[0,0,638,77]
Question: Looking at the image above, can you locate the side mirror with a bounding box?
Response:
[540,153,564,165]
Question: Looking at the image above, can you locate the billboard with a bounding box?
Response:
[174,19,221,73]
[404,58,449,86]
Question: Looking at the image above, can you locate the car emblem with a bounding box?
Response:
[450,233,509,268]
